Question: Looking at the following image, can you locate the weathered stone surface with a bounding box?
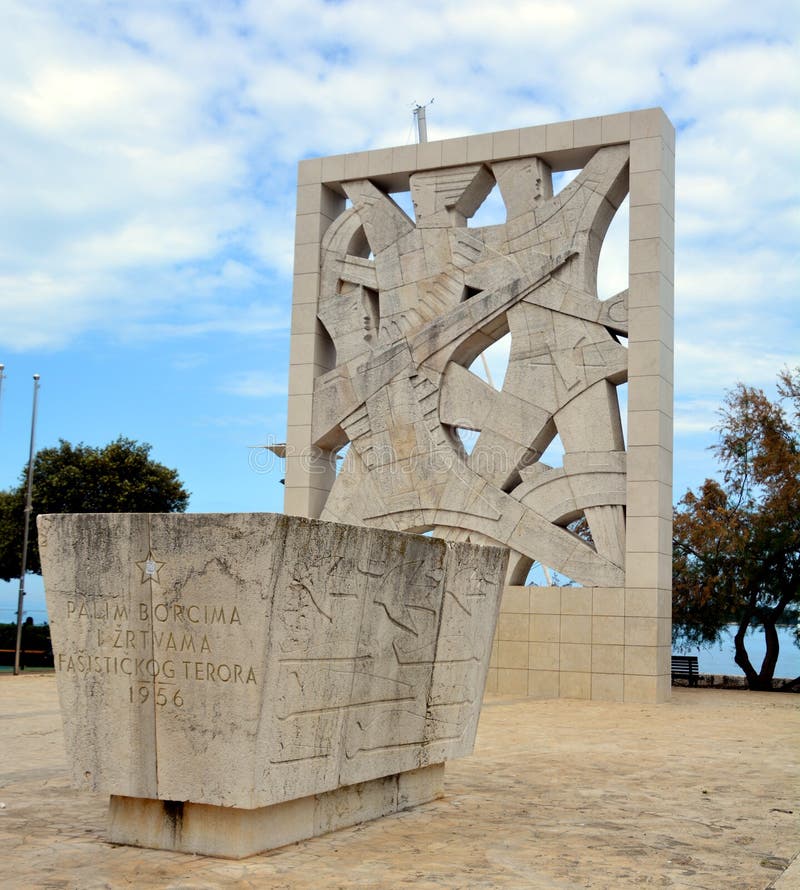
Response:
[108,764,444,859]
[312,148,632,587]
[286,109,675,702]
[38,512,507,812]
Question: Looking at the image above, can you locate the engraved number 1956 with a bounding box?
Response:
[129,685,184,708]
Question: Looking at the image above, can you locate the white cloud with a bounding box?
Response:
[597,197,629,301]
[674,398,725,435]
[0,0,797,499]
[219,370,289,399]
[675,339,800,399]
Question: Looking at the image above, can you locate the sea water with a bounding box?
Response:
[677,624,800,679]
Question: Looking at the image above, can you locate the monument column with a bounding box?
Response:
[285,165,344,518]
[625,109,675,702]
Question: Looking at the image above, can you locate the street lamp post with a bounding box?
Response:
[13,374,40,676]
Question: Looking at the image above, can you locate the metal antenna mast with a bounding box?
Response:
[413,99,434,143]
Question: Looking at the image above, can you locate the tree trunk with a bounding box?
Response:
[757,593,794,689]
[757,618,780,689]
[733,614,763,690]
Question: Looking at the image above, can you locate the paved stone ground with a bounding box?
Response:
[1,674,798,890]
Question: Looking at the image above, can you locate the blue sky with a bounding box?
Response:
[1,0,798,622]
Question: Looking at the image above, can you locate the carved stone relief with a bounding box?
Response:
[314,147,630,587]
[38,512,507,809]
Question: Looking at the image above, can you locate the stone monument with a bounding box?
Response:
[38,108,673,860]
[39,512,507,857]
[284,108,674,702]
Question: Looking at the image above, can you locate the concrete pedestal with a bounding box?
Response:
[109,765,444,858]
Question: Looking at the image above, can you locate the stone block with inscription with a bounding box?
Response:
[38,512,507,858]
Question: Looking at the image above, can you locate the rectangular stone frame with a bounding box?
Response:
[284,108,675,704]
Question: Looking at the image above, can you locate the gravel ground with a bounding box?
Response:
[1,675,798,889]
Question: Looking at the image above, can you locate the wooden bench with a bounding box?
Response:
[671,655,699,687]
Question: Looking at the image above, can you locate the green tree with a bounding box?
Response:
[0,437,189,581]
[672,369,800,690]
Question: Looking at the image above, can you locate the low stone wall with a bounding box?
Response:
[672,673,799,691]
[486,585,671,702]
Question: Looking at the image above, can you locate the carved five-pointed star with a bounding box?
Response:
[136,551,166,584]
